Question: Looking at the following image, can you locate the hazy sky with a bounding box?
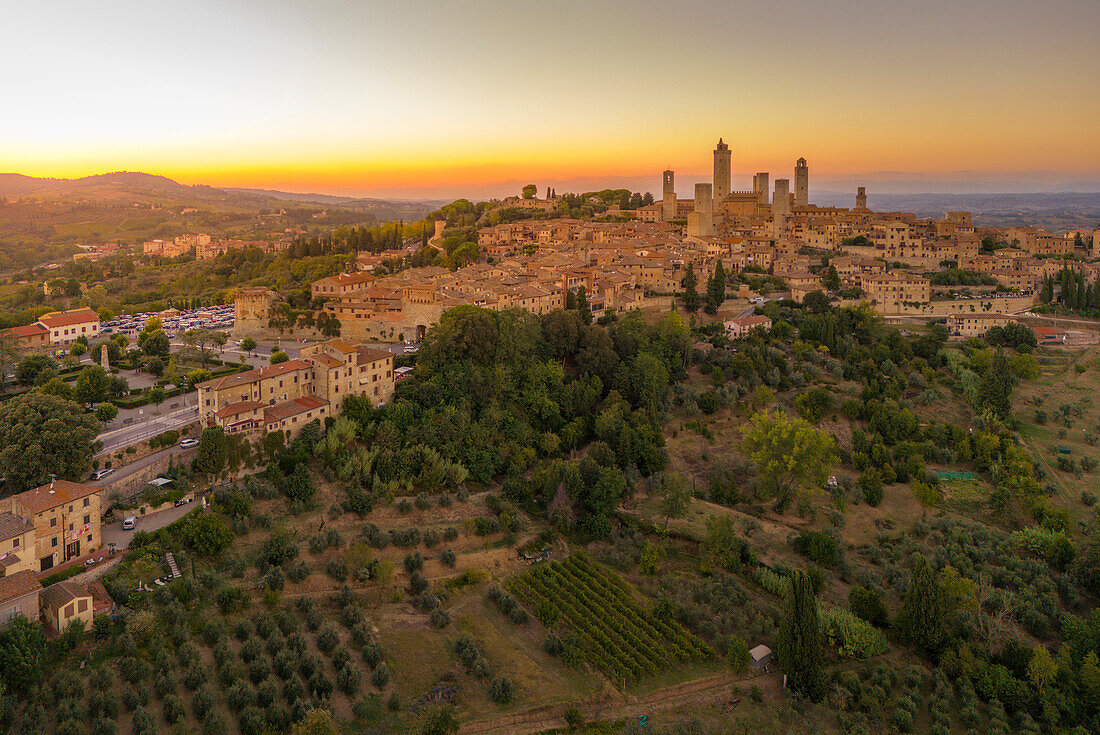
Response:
[3,0,1099,198]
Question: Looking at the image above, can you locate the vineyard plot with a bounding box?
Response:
[506,554,711,681]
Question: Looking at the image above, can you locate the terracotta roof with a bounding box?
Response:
[323,339,357,354]
[41,580,89,609]
[357,346,393,365]
[214,400,265,419]
[0,570,40,604]
[310,354,343,368]
[14,480,100,514]
[264,395,328,424]
[0,512,33,541]
[6,323,48,338]
[197,359,311,391]
[37,308,100,328]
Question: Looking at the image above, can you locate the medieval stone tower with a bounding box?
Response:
[753,172,770,205]
[794,158,809,207]
[713,139,731,203]
[856,186,867,209]
[773,179,791,217]
[687,183,714,236]
[662,170,677,221]
[233,287,278,337]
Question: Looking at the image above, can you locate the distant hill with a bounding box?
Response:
[0,171,442,270]
[224,187,445,208]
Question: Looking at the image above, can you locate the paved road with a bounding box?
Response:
[102,500,200,550]
[97,405,199,454]
[89,444,195,487]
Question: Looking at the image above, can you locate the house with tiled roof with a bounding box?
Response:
[35,307,100,345]
[0,513,37,577]
[0,480,102,571]
[264,395,330,434]
[0,571,40,629]
[196,359,315,415]
[40,580,93,633]
[299,338,394,408]
[1,322,49,351]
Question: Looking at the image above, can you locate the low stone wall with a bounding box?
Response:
[887,294,1036,317]
[100,453,181,502]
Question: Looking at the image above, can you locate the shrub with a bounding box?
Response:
[404,552,424,574]
[337,665,361,695]
[162,693,184,723]
[440,549,457,567]
[309,671,334,700]
[363,642,385,669]
[430,608,451,628]
[326,559,348,581]
[859,471,884,507]
[488,676,514,705]
[316,624,339,654]
[792,530,838,566]
[226,680,254,711]
[371,662,390,689]
[849,586,889,627]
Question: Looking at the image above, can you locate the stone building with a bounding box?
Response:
[0,513,37,577]
[232,287,278,336]
[661,170,677,222]
[0,571,40,629]
[794,158,809,207]
[40,581,94,633]
[861,272,931,314]
[713,139,731,203]
[0,480,103,572]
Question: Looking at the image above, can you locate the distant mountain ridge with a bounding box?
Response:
[223,186,446,208]
[0,171,204,197]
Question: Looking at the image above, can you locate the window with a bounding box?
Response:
[52,537,58,547]
[83,498,89,507]
[12,539,18,549]
[78,599,88,613]
[87,534,92,543]
[83,515,90,525]
[64,603,74,617]
[50,518,56,527]
[69,504,73,512]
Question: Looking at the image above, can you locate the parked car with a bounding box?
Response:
[92,468,115,481]
[122,517,137,530]
[174,498,192,507]
[179,438,200,449]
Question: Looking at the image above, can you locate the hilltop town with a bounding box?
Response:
[1,141,1100,735]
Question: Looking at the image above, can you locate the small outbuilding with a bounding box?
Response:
[749,644,774,670]
[41,581,94,634]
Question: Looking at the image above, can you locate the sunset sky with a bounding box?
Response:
[4,0,1099,198]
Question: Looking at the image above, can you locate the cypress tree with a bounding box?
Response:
[899,555,948,658]
[575,287,592,325]
[1040,274,1053,304]
[777,571,825,701]
[704,261,726,315]
[681,263,700,313]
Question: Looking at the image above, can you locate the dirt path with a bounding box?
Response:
[458,670,779,735]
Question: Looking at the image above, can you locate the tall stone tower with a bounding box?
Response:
[794,158,808,207]
[713,139,731,204]
[773,179,791,217]
[753,172,770,205]
[856,186,867,209]
[687,183,714,236]
[662,170,677,221]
